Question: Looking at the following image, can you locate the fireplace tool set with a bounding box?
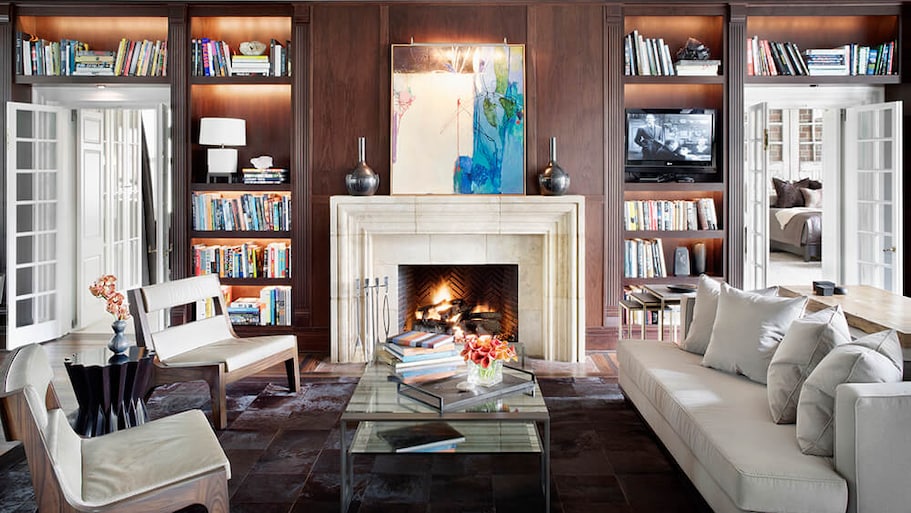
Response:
[353,276,389,361]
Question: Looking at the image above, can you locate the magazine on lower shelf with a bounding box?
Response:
[376,421,465,453]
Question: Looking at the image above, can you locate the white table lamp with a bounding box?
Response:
[199,117,246,182]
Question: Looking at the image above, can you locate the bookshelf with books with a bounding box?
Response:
[623,14,725,83]
[621,10,727,293]
[187,9,298,333]
[745,11,900,85]
[13,11,169,84]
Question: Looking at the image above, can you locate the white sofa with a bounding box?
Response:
[618,305,911,513]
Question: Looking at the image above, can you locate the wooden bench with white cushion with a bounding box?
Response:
[128,274,300,429]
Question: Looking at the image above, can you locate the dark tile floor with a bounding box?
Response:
[0,375,713,513]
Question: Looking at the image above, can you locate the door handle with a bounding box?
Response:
[883,247,896,253]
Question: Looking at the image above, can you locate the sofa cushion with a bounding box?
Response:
[767,306,851,424]
[619,340,847,513]
[797,330,903,456]
[702,284,807,384]
[679,276,779,356]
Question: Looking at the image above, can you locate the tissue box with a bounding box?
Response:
[813,280,835,296]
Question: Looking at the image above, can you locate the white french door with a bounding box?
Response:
[843,101,903,293]
[5,102,73,348]
[743,102,769,290]
[77,110,106,328]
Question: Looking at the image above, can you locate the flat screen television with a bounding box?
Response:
[625,108,716,173]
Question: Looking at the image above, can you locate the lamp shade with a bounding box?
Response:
[199,117,246,147]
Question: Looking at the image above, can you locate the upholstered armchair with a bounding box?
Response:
[0,344,231,512]
[128,274,300,429]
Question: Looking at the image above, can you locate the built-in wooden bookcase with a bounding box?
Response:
[745,10,901,85]
[621,10,728,291]
[14,9,169,84]
[188,11,295,331]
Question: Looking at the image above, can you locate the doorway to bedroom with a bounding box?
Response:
[744,85,903,292]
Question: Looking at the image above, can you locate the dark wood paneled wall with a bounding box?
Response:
[307,3,614,349]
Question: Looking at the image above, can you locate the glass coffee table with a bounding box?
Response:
[340,363,551,512]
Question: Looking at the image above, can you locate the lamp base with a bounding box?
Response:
[207,173,234,184]
[207,148,238,183]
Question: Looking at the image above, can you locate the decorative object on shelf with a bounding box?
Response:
[538,136,570,196]
[239,40,267,56]
[346,136,379,196]
[674,246,691,277]
[89,274,132,354]
[693,242,706,275]
[250,155,273,169]
[676,37,711,61]
[391,44,525,194]
[460,335,517,387]
[199,117,246,183]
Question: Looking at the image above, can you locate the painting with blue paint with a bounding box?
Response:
[391,44,525,195]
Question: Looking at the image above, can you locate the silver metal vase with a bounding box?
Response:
[538,137,570,196]
[346,137,379,196]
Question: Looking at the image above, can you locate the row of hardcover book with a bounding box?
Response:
[16,34,167,77]
[624,198,718,231]
[624,238,668,278]
[191,38,290,77]
[624,30,676,76]
[747,37,896,77]
[379,330,464,384]
[192,192,291,232]
[225,286,292,326]
[192,241,291,279]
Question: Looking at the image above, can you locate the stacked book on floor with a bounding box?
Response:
[380,331,464,383]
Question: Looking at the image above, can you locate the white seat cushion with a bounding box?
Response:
[159,334,296,372]
[81,409,230,506]
[619,340,847,513]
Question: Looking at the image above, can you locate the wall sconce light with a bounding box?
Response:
[199,117,246,183]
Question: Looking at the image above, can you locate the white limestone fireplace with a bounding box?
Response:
[330,195,585,363]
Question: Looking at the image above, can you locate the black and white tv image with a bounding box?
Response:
[625,108,716,172]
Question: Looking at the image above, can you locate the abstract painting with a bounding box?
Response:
[391,44,525,195]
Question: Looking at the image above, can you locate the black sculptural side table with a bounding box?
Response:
[64,346,154,437]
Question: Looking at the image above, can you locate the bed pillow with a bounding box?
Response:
[773,177,811,207]
[767,306,851,424]
[679,276,779,356]
[800,187,823,208]
[796,330,903,456]
[702,283,808,384]
[807,179,822,190]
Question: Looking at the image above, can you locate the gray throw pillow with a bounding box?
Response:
[679,275,778,355]
[767,306,851,424]
[702,283,807,384]
[796,330,903,456]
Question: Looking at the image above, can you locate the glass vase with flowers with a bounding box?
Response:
[459,335,517,387]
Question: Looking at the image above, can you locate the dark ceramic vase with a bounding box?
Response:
[108,319,130,354]
[538,137,570,196]
[346,137,379,196]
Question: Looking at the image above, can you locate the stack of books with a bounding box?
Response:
[224,286,292,326]
[381,331,464,383]
[377,421,465,453]
[73,50,115,76]
[674,59,721,76]
[231,54,270,76]
[803,42,895,76]
[241,167,289,184]
[747,37,809,76]
[624,238,667,279]
[624,30,675,76]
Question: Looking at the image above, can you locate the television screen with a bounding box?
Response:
[625,108,716,172]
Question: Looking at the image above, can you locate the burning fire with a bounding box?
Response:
[415,281,493,334]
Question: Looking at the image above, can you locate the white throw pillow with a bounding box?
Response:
[702,283,807,383]
[796,330,903,456]
[679,275,779,355]
[767,306,851,424]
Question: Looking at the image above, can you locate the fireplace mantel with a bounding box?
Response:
[330,195,585,363]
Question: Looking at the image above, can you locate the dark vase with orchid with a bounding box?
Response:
[89,274,132,354]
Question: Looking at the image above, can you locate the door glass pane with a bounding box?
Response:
[16,110,33,138]
[859,233,878,262]
[858,111,873,137]
[882,173,892,201]
[16,298,33,327]
[37,203,57,230]
[16,173,33,201]
[881,109,892,138]
[36,142,57,169]
[16,205,34,232]
[857,204,875,232]
[37,172,57,200]
[858,173,875,200]
[16,236,33,264]
[859,265,881,288]
[39,111,57,138]
[16,142,33,169]
[882,141,892,170]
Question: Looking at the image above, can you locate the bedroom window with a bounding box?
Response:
[767,107,825,188]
